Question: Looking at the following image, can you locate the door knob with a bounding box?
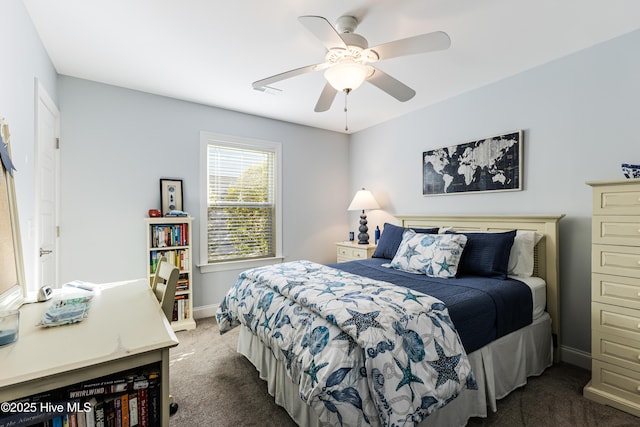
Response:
[39,248,53,257]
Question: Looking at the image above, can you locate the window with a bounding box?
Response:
[199,132,282,271]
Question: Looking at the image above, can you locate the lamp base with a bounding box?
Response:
[357,212,369,245]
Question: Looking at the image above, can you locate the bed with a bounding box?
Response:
[217,214,563,426]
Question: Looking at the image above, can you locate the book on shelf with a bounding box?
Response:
[103,397,115,427]
[172,294,189,322]
[136,389,147,427]
[94,400,104,427]
[85,398,97,427]
[176,273,189,291]
[120,392,129,427]
[128,393,138,427]
[149,249,190,273]
[150,223,189,248]
[1,368,161,427]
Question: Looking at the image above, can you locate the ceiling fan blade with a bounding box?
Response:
[314,83,338,112]
[298,15,347,50]
[370,31,451,61]
[367,68,416,102]
[252,63,322,90]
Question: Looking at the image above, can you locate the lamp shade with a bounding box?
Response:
[324,60,371,91]
[348,188,380,211]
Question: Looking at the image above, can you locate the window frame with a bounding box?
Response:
[198,131,283,273]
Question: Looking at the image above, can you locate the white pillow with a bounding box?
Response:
[508,230,543,277]
[386,230,467,278]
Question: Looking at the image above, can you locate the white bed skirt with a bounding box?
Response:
[237,313,552,427]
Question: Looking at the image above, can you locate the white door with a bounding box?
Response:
[36,82,60,289]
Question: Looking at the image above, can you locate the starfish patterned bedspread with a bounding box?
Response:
[216,260,476,427]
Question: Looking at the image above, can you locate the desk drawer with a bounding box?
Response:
[593,302,640,341]
[593,244,640,278]
[593,331,640,372]
[593,184,640,215]
[593,273,640,310]
[590,360,640,405]
[593,217,640,246]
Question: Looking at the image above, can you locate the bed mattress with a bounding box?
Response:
[510,275,546,320]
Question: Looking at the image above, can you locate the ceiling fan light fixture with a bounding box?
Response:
[324,60,371,91]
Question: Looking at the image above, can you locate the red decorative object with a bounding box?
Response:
[148,209,161,218]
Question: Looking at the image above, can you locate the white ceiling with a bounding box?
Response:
[23,0,640,134]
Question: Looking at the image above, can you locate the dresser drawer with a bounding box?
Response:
[590,360,640,405]
[593,273,640,310]
[593,216,640,246]
[593,331,640,372]
[592,183,640,215]
[593,302,640,341]
[593,244,640,278]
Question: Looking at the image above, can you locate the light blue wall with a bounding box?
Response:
[0,0,58,289]
[350,28,640,360]
[7,0,640,362]
[56,77,350,308]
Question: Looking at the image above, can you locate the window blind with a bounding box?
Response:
[206,144,276,262]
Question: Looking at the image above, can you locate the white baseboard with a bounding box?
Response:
[560,345,591,370]
[193,304,218,320]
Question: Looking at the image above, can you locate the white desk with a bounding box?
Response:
[0,279,179,426]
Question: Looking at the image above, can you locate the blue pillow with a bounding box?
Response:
[372,223,439,259]
[447,230,516,279]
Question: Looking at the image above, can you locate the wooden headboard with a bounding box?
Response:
[398,214,564,361]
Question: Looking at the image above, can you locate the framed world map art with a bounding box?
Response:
[422,130,523,196]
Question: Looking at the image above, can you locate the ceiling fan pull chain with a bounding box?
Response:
[344,89,351,131]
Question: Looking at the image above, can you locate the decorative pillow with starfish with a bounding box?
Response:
[385,229,467,278]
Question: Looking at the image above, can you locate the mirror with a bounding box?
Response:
[0,118,26,310]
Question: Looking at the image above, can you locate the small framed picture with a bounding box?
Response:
[160,179,183,215]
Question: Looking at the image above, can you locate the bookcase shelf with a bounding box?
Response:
[145,217,196,332]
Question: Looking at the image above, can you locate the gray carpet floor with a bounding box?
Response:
[169,318,640,426]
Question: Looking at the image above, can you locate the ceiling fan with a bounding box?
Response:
[252,15,451,113]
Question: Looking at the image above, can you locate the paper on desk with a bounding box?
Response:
[37,296,94,327]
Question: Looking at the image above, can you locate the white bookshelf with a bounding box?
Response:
[145,217,196,331]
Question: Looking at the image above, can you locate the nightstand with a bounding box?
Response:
[336,241,377,263]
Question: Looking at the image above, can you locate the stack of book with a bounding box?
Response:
[172,294,190,322]
[0,365,161,427]
[149,249,190,273]
[149,224,188,248]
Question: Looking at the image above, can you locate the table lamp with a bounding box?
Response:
[348,188,380,245]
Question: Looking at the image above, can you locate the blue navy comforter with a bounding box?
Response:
[330,258,533,353]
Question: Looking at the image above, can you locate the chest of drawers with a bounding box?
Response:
[584,178,640,416]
